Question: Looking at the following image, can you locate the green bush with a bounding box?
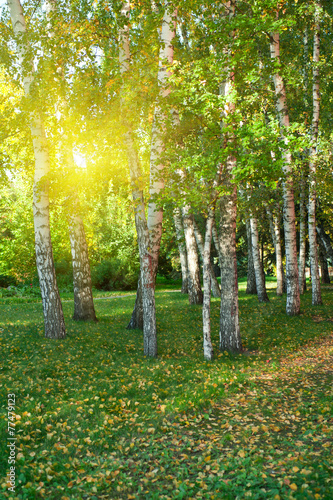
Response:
[0,274,17,288]
[54,260,73,288]
[92,259,139,291]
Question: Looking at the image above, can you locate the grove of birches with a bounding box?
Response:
[1,0,333,361]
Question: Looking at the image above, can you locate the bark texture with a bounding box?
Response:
[182,207,203,305]
[8,0,65,339]
[250,216,269,302]
[219,179,242,353]
[267,208,284,296]
[126,277,144,330]
[69,212,97,321]
[317,224,333,263]
[318,242,330,284]
[120,1,157,356]
[127,4,177,329]
[308,2,322,306]
[173,207,189,294]
[193,218,221,298]
[246,220,257,295]
[218,0,242,353]
[202,209,215,361]
[45,0,97,322]
[299,180,307,294]
[270,26,300,315]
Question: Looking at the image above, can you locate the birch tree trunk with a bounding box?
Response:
[147,5,176,274]
[45,0,97,322]
[267,208,284,296]
[8,0,65,339]
[212,219,222,267]
[299,179,307,294]
[308,1,322,305]
[127,3,177,329]
[317,224,333,263]
[193,218,221,298]
[120,1,157,356]
[250,216,269,302]
[318,242,330,284]
[246,219,257,295]
[69,211,97,321]
[182,206,203,304]
[218,0,242,353]
[219,178,242,352]
[173,207,189,294]
[270,24,300,315]
[202,208,215,361]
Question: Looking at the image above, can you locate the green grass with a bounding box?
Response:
[0,281,332,499]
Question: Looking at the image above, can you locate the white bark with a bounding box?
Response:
[127,3,177,330]
[299,179,307,294]
[192,218,221,298]
[267,208,284,296]
[45,0,96,321]
[148,5,177,274]
[182,206,203,304]
[250,216,269,302]
[120,1,157,356]
[317,224,333,263]
[69,211,97,322]
[173,207,189,293]
[270,25,300,315]
[202,208,215,361]
[308,2,322,306]
[212,219,222,268]
[218,0,242,353]
[246,220,257,295]
[219,178,242,353]
[8,0,66,339]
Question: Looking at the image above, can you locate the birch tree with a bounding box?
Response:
[45,0,97,322]
[182,206,203,304]
[267,207,284,296]
[218,0,242,353]
[202,207,215,361]
[119,1,157,356]
[173,207,189,293]
[298,179,307,294]
[126,2,177,329]
[68,201,97,322]
[193,217,220,298]
[7,0,66,339]
[270,14,300,316]
[245,220,257,295]
[308,0,322,306]
[250,215,269,302]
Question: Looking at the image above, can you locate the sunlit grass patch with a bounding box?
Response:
[0,281,332,499]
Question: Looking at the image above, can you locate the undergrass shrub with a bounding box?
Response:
[0,274,17,287]
[54,259,73,288]
[92,259,138,291]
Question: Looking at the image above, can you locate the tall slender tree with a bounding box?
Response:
[127,2,177,330]
[193,217,220,298]
[119,0,157,356]
[182,206,203,304]
[45,0,97,322]
[308,0,322,306]
[246,220,257,295]
[218,0,242,353]
[7,0,66,339]
[270,13,300,316]
[173,207,189,294]
[250,215,269,302]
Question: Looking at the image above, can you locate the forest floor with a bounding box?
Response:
[0,280,332,499]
